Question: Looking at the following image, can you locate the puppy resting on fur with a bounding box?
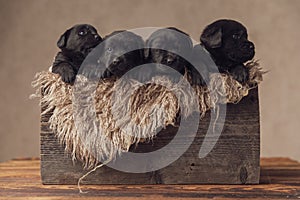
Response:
[146,27,205,86]
[52,24,102,84]
[200,19,255,83]
[92,30,145,80]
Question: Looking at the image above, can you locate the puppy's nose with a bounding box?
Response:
[94,34,101,41]
[248,42,254,49]
[112,57,120,65]
[166,57,174,65]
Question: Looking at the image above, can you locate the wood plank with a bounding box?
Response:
[40,88,260,184]
[0,157,299,199]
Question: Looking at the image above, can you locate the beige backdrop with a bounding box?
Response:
[0,0,299,162]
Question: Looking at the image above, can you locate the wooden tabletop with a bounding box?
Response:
[0,157,299,199]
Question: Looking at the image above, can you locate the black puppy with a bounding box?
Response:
[200,19,255,83]
[84,30,145,80]
[145,27,204,85]
[51,24,102,84]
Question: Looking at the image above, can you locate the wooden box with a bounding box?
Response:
[40,88,260,184]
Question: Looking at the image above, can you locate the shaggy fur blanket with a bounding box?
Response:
[31,61,263,169]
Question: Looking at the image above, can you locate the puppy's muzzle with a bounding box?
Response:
[165,56,175,65]
[93,34,101,41]
[242,41,255,51]
[241,41,255,60]
[162,53,177,65]
[112,57,121,65]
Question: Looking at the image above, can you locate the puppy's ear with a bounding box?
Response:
[200,26,222,49]
[57,28,71,49]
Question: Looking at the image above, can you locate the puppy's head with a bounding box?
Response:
[200,19,255,65]
[57,24,102,56]
[98,30,145,78]
[146,27,193,75]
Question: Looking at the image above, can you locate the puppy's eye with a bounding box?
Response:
[78,30,87,36]
[107,47,113,52]
[232,34,241,39]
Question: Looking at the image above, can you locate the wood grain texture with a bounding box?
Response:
[40,88,260,184]
[0,157,299,199]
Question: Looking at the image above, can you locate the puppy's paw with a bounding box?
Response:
[52,64,76,84]
[61,69,76,84]
[190,72,206,86]
[187,66,208,87]
[230,64,249,84]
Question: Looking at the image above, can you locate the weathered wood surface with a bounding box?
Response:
[0,157,299,199]
[40,88,260,184]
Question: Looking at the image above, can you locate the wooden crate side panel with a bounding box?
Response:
[41,88,260,184]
